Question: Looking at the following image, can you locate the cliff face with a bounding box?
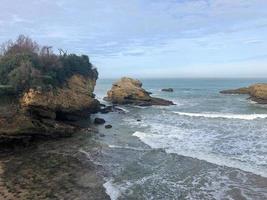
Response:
[220,83,267,104]
[0,74,100,142]
[104,77,174,106]
[21,75,100,115]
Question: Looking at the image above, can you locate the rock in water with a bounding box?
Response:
[220,83,267,104]
[94,118,106,125]
[104,77,174,106]
[161,88,174,92]
[105,124,112,129]
[220,87,250,94]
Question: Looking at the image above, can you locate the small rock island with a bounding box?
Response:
[161,88,174,92]
[0,35,100,144]
[104,77,174,106]
[220,83,267,104]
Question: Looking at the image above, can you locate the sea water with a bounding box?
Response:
[93,78,267,200]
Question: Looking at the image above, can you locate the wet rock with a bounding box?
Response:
[99,106,113,114]
[161,88,174,92]
[94,118,105,125]
[105,125,112,129]
[220,87,250,94]
[104,77,174,106]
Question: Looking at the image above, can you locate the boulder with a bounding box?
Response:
[105,124,112,129]
[94,118,105,125]
[161,88,174,92]
[220,83,267,104]
[104,77,174,106]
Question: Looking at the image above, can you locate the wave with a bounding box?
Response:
[103,179,121,200]
[133,131,267,178]
[115,106,130,113]
[173,112,267,120]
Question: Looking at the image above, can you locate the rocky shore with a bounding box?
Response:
[220,83,267,104]
[0,74,176,199]
[0,129,110,200]
[104,77,174,106]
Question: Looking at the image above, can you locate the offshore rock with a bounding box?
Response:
[104,77,174,106]
[220,83,267,104]
[161,88,174,92]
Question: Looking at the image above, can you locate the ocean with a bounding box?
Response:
[93,78,267,200]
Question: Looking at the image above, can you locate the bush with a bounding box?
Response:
[0,35,97,94]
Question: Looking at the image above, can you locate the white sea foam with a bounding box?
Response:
[108,144,148,151]
[174,112,267,120]
[132,105,148,109]
[116,106,130,113]
[133,131,267,178]
[103,179,121,200]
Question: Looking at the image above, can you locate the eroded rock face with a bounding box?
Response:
[21,75,100,114]
[220,83,267,104]
[104,77,174,106]
[0,74,100,143]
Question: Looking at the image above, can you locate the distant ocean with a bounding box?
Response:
[92,78,267,200]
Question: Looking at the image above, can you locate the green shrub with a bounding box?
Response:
[0,35,97,94]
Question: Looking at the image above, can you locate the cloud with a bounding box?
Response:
[0,0,267,77]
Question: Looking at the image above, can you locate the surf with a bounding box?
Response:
[173,112,267,120]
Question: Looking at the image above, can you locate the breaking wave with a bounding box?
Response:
[173,112,267,120]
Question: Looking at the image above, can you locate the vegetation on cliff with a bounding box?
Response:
[0,35,98,94]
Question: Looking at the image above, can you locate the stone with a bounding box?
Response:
[94,118,105,125]
[104,77,174,106]
[105,125,112,129]
[161,88,174,92]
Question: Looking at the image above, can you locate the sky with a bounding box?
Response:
[0,0,267,78]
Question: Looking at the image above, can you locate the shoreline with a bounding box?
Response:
[0,129,110,200]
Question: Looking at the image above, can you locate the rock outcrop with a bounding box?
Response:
[0,74,100,143]
[220,83,267,104]
[104,77,174,106]
[21,75,100,120]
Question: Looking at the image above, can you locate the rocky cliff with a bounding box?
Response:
[0,74,100,143]
[220,83,267,104]
[104,77,174,106]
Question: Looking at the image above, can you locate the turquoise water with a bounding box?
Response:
[93,78,267,200]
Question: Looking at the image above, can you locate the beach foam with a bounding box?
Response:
[108,144,148,151]
[133,130,267,178]
[174,112,267,120]
[103,179,121,200]
[116,106,130,113]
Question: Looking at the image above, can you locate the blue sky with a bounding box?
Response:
[0,0,267,78]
